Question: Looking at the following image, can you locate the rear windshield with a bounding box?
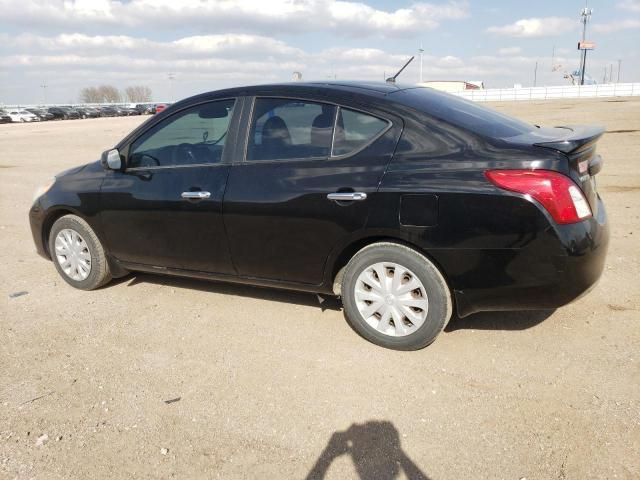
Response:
[396,88,533,138]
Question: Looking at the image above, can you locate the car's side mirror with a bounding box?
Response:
[101,149,122,170]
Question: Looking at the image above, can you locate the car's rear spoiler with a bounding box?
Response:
[533,125,605,154]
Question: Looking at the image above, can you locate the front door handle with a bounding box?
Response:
[181,191,211,200]
[327,192,367,202]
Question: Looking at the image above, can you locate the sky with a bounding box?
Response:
[0,0,638,104]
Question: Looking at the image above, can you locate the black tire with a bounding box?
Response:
[48,214,112,290]
[341,242,452,350]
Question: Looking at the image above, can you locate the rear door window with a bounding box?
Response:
[332,108,389,156]
[247,98,336,161]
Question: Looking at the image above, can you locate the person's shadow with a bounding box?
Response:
[306,421,430,480]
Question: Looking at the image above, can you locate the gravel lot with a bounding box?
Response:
[1,97,639,479]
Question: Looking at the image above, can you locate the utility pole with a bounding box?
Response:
[579,5,593,86]
[533,61,538,87]
[602,66,607,84]
[609,63,613,84]
[40,82,47,105]
[167,72,175,102]
[617,59,622,82]
[418,44,424,83]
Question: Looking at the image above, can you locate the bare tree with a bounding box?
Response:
[80,86,102,103]
[98,85,122,103]
[79,84,123,103]
[125,85,153,103]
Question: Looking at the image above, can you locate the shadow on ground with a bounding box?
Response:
[114,272,342,312]
[306,421,430,480]
[115,273,556,330]
[445,309,556,332]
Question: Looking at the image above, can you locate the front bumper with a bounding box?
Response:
[29,199,49,259]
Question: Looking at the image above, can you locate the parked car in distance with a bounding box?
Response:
[120,107,141,116]
[26,108,55,121]
[7,109,39,122]
[135,104,155,114]
[29,82,609,350]
[96,106,119,117]
[48,107,80,120]
[0,110,12,123]
[155,103,168,113]
[75,107,101,119]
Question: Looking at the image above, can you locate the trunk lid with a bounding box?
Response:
[507,125,605,213]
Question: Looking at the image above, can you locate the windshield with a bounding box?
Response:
[395,87,534,138]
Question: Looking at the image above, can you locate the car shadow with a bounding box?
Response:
[445,309,556,332]
[110,274,555,329]
[306,420,430,480]
[112,272,342,312]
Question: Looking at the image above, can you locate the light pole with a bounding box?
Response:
[617,59,622,82]
[40,82,47,105]
[609,63,613,84]
[418,44,424,83]
[579,5,592,86]
[167,72,175,102]
[533,61,538,87]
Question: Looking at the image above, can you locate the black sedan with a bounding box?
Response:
[29,82,609,350]
[97,106,120,117]
[75,107,101,119]
[0,110,11,123]
[48,107,80,120]
[26,108,55,121]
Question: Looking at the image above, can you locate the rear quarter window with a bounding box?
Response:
[332,108,389,156]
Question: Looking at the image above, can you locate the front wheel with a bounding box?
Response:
[48,215,112,290]
[341,242,452,350]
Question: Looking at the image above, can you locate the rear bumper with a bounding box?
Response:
[452,196,609,317]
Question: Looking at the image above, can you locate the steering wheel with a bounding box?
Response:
[172,143,198,165]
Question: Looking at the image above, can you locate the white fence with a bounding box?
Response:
[453,82,640,102]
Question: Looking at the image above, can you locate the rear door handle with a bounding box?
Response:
[327,192,367,202]
[181,191,211,200]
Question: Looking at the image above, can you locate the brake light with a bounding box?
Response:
[485,169,592,224]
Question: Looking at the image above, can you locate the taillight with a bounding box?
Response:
[485,169,592,224]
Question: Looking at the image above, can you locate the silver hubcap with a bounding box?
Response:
[354,262,429,337]
[54,229,91,281]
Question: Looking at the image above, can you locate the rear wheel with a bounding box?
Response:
[48,215,111,290]
[341,242,452,350]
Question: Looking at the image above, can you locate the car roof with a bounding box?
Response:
[172,81,434,114]
[215,80,414,96]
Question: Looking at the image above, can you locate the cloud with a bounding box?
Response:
[0,33,303,60]
[1,30,633,105]
[498,47,522,55]
[593,18,640,33]
[486,17,576,38]
[0,0,469,37]
[617,0,640,12]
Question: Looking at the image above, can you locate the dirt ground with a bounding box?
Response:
[1,97,638,479]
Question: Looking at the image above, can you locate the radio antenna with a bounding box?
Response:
[386,56,415,84]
